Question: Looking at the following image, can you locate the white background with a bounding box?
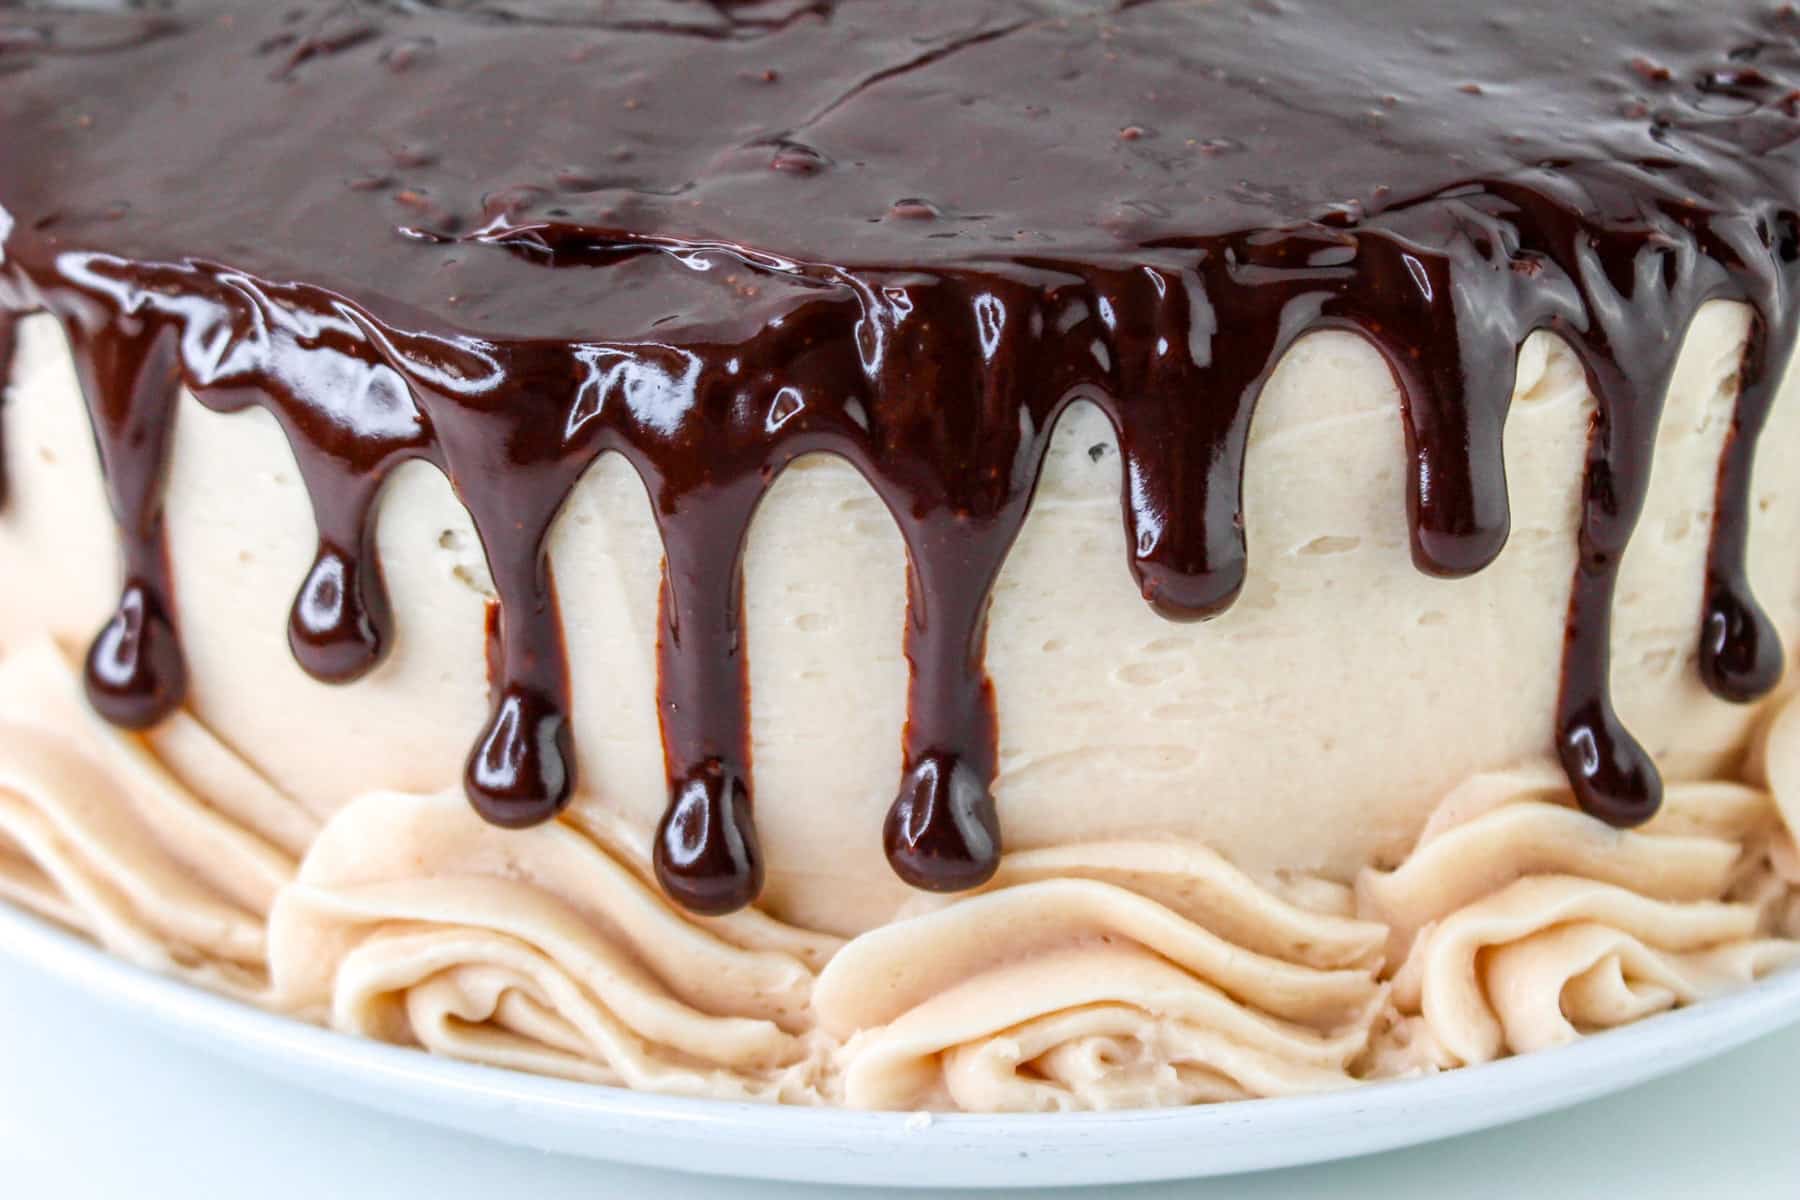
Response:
[0,964,1795,1198]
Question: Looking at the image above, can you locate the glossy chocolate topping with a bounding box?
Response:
[2,1,1799,912]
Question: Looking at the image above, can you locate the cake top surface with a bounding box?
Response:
[1,0,1793,340]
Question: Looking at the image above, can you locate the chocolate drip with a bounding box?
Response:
[0,312,14,509]
[63,317,187,728]
[1090,230,1525,631]
[464,567,575,831]
[1332,232,1523,580]
[286,473,394,685]
[869,276,1050,891]
[1541,199,1738,826]
[191,333,420,687]
[4,2,1800,910]
[1096,261,1265,621]
[1700,212,1800,703]
[431,383,588,830]
[883,532,1006,891]
[651,487,762,914]
[1556,329,1686,822]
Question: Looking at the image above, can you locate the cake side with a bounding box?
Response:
[0,308,1796,1110]
[4,305,1797,932]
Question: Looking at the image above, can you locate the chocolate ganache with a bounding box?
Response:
[0,0,1798,913]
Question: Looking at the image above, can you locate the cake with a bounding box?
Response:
[0,0,1798,1112]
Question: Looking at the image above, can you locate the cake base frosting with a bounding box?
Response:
[0,628,1793,1111]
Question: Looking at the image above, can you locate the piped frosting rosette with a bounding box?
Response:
[816,842,1391,1111]
[0,637,314,1001]
[1359,724,1800,1073]
[265,793,841,1101]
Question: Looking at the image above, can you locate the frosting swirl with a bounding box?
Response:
[0,638,309,1001]
[268,791,838,1100]
[1361,766,1799,1071]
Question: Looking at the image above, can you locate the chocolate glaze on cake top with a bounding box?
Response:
[2,0,1799,912]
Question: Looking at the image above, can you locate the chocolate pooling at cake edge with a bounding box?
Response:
[2,1,1799,913]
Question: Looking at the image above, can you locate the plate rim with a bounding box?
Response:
[2,900,1797,1189]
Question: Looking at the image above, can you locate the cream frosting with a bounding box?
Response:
[0,634,1792,1112]
[0,640,309,1002]
[267,787,837,1100]
[1360,775,1800,1073]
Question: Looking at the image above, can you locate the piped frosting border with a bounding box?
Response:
[0,634,1793,1112]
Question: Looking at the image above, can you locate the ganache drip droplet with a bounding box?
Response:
[652,499,762,915]
[185,338,417,688]
[1697,311,1786,707]
[885,750,1000,892]
[433,393,589,834]
[1560,408,1662,829]
[1557,483,1666,829]
[1699,579,1782,702]
[656,759,762,915]
[85,576,186,729]
[1102,265,1255,622]
[868,278,1034,892]
[1116,439,1251,621]
[462,557,576,829]
[465,680,574,828]
[1558,603,1665,828]
[288,536,392,683]
[285,462,395,685]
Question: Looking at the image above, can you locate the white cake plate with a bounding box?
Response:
[2,901,1796,1190]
